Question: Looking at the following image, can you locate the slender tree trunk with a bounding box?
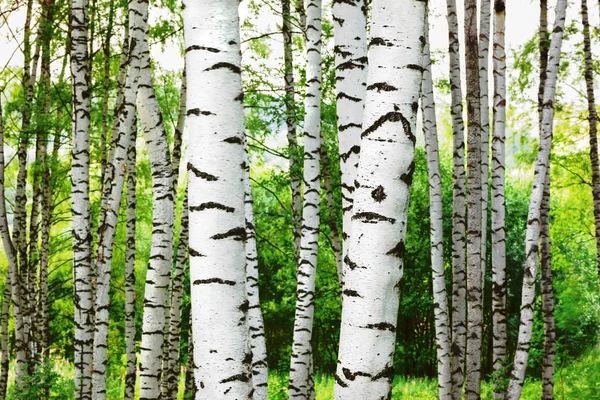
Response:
[446,0,468,396]
[136,3,176,396]
[100,0,115,184]
[506,1,567,397]
[332,0,368,278]
[334,1,426,398]
[422,12,452,398]
[183,0,252,397]
[243,148,269,399]
[70,0,94,394]
[479,0,491,307]
[282,0,302,263]
[0,280,10,400]
[184,311,195,400]
[582,0,600,289]
[288,1,323,398]
[491,1,507,398]
[123,121,137,400]
[464,0,483,397]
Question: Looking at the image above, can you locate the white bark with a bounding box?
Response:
[70,0,93,394]
[288,1,323,398]
[422,12,452,399]
[506,0,567,397]
[183,0,252,397]
[137,8,177,396]
[244,148,269,399]
[491,1,507,398]
[333,0,368,273]
[334,1,425,398]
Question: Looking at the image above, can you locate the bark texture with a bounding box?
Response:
[464,0,483,397]
[422,13,452,398]
[491,1,507,398]
[183,0,252,397]
[506,1,567,397]
[288,0,323,398]
[334,1,425,398]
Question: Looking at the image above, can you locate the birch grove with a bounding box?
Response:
[0,0,599,398]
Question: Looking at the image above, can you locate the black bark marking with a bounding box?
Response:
[352,212,396,224]
[191,202,235,213]
[342,289,362,297]
[211,226,246,241]
[371,185,387,202]
[204,62,241,74]
[185,45,221,53]
[367,82,398,92]
[193,278,236,286]
[187,108,215,116]
[188,162,218,181]
[361,322,396,332]
[386,241,405,258]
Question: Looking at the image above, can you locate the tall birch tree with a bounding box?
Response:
[491,1,507,398]
[506,1,568,397]
[183,0,252,397]
[334,0,426,398]
[288,0,323,398]
[422,12,452,398]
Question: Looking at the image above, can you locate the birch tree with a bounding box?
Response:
[464,0,483,397]
[183,0,252,397]
[332,0,368,272]
[506,1,568,397]
[334,1,426,398]
[421,12,452,398]
[445,0,468,395]
[491,1,507,397]
[288,0,323,397]
[70,0,94,393]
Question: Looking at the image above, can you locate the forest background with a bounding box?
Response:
[0,0,599,398]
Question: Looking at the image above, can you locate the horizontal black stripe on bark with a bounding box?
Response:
[193,278,236,286]
[204,62,241,74]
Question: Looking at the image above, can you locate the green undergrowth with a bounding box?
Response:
[3,346,599,399]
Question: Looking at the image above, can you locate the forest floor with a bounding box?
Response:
[3,346,599,399]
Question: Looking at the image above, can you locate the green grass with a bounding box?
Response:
[4,346,599,399]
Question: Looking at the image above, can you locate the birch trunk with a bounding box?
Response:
[100,0,115,183]
[446,0,468,396]
[332,0,368,274]
[334,1,425,398]
[506,1,567,397]
[137,8,176,396]
[422,12,452,398]
[70,0,94,394]
[288,1,323,397]
[184,310,195,400]
[0,280,10,400]
[464,0,483,397]
[183,0,252,397]
[282,0,302,262]
[479,0,491,304]
[491,1,507,397]
[124,121,137,400]
[244,149,269,399]
[582,0,600,289]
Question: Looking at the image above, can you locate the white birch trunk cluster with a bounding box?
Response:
[183,0,253,397]
[506,1,567,397]
[334,1,425,398]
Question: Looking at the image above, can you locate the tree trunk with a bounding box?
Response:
[582,0,600,289]
[70,0,94,394]
[0,279,10,400]
[288,1,323,397]
[506,1,567,397]
[334,1,426,398]
[123,120,137,400]
[99,0,115,185]
[446,0,468,396]
[136,8,176,396]
[184,310,195,400]
[491,1,507,398]
[183,0,252,397]
[332,0,368,278]
[282,0,302,263]
[479,0,491,308]
[422,12,452,398]
[243,148,269,399]
[464,0,483,397]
